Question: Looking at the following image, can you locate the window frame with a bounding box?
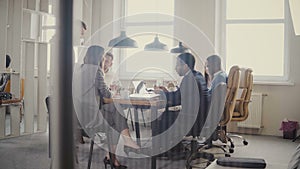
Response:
[219,0,290,83]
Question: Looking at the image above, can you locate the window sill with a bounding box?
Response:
[253,81,294,86]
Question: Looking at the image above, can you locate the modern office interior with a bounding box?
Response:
[0,0,300,169]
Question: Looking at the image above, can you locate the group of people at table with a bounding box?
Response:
[76,43,227,169]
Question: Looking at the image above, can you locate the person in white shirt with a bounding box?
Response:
[206,55,227,94]
[205,54,227,143]
[103,52,114,85]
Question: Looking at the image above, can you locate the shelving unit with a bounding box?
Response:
[0,0,54,139]
[22,0,54,133]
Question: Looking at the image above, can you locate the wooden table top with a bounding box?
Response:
[103,97,166,107]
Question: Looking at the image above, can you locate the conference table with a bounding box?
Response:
[103,94,166,169]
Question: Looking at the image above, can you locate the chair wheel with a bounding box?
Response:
[185,164,192,169]
[225,154,231,157]
[243,140,248,145]
[207,154,214,161]
[230,144,235,148]
[229,148,234,153]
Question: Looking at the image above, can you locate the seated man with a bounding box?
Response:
[206,54,227,94]
[153,53,210,155]
[205,54,227,142]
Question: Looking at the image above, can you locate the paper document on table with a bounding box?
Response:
[129,93,160,100]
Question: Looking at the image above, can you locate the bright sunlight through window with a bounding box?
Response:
[224,0,287,81]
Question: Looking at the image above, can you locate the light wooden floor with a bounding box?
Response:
[0,123,299,169]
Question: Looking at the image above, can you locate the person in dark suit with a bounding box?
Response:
[154,52,210,140]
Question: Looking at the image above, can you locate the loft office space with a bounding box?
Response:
[0,0,300,169]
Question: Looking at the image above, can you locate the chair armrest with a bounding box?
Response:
[244,99,251,103]
[235,98,244,102]
[103,98,113,104]
[0,98,22,106]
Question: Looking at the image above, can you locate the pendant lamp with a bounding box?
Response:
[170,42,190,53]
[144,35,168,51]
[108,31,138,48]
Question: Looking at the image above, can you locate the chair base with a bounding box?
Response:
[293,134,300,142]
[227,133,249,146]
[185,139,216,169]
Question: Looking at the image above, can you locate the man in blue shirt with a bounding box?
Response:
[206,54,227,142]
[206,55,227,94]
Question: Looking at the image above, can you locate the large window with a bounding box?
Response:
[222,0,288,82]
[119,0,176,80]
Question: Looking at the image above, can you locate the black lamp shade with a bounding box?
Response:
[170,42,190,53]
[144,36,168,51]
[108,31,138,48]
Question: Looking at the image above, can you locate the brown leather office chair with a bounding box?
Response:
[228,68,253,145]
[217,65,240,153]
[232,68,253,121]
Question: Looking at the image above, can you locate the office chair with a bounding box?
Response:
[185,83,227,169]
[45,96,58,169]
[4,78,25,122]
[217,65,240,153]
[45,96,51,159]
[287,143,300,169]
[228,68,253,146]
[293,135,300,142]
[45,96,112,169]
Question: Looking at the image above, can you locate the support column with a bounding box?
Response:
[10,105,20,136]
[0,0,8,70]
[0,107,6,138]
[24,42,35,134]
[37,42,48,131]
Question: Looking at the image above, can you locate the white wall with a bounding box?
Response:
[98,0,300,136]
[174,0,215,45]
[173,0,300,136]
[253,14,300,136]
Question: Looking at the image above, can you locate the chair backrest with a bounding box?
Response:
[220,65,240,126]
[20,79,25,99]
[3,79,10,93]
[232,68,253,121]
[200,82,227,138]
[187,71,210,137]
[4,78,25,99]
[45,96,51,114]
[243,68,253,117]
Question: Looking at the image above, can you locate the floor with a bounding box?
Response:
[0,126,299,169]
